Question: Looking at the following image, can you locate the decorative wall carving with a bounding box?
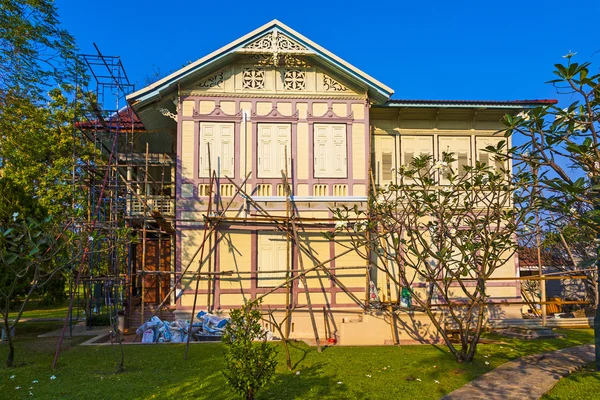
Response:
[284,69,306,91]
[283,55,310,68]
[245,31,307,52]
[242,68,265,90]
[197,71,224,88]
[323,75,348,92]
[159,108,177,121]
[242,30,309,66]
[248,54,272,66]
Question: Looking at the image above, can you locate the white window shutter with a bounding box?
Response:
[257,124,290,178]
[219,124,234,177]
[276,125,291,177]
[258,125,273,177]
[439,136,470,183]
[257,233,287,287]
[314,125,329,178]
[313,124,346,178]
[199,123,216,177]
[331,125,347,178]
[477,137,504,170]
[257,235,273,287]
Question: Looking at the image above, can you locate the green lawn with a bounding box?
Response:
[0,323,594,400]
[542,362,600,400]
[7,299,81,320]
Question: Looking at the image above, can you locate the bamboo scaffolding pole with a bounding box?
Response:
[290,200,322,351]
[135,271,233,276]
[141,144,149,329]
[284,147,292,341]
[131,172,252,342]
[278,163,322,352]
[225,176,367,310]
[184,146,216,360]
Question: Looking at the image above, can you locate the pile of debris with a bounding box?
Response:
[136,311,229,343]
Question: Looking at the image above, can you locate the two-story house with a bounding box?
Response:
[125,20,555,344]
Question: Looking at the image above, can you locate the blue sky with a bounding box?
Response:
[56,0,599,103]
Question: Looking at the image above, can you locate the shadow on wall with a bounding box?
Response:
[394,302,507,345]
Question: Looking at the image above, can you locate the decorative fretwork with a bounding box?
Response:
[284,69,305,91]
[242,30,309,66]
[284,55,310,68]
[159,108,177,121]
[245,31,307,51]
[197,71,224,88]
[323,75,348,92]
[248,54,272,66]
[242,68,265,90]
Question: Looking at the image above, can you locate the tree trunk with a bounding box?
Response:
[283,339,292,371]
[3,316,14,368]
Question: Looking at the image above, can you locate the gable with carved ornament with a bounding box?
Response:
[181,60,363,97]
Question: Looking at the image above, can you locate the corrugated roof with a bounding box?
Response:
[77,106,146,132]
[381,99,558,108]
[518,247,573,268]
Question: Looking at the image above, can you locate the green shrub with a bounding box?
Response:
[222,300,277,400]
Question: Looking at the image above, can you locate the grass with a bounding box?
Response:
[542,362,600,400]
[7,299,81,321]
[0,323,594,400]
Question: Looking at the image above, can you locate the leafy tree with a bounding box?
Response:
[222,300,278,400]
[0,1,89,218]
[0,209,80,367]
[541,215,597,303]
[500,55,599,311]
[0,0,78,99]
[332,152,534,363]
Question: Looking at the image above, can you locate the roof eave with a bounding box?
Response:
[127,20,394,108]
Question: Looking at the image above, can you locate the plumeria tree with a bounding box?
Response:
[501,54,599,280]
[332,151,535,363]
[500,53,600,366]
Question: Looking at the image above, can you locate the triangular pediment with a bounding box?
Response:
[128,20,393,108]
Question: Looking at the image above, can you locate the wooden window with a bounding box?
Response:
[257,233,288,288]
[373,134,396,185]
[476,136,505,171]
[438,136,471,184]
[401,136,433,166]
[257,124,292,178]
[401,136,433,179]
[314,124,347,178]
[199,122,235,178]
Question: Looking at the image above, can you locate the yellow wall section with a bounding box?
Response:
[199,100,215,114]
[297,103,308,119]
[334,240,366,288]
[277,102,292,116]
[181,121,195,179]
[336,292,365,305]
[353,184,365,196]
[351,103,365,120]
[219,231,252,290]
[296,184,308,196]
[220,101,236,115]
[261,294,289,305]
[182,100,195,117]
[352,123,365,179]
[296,123,309,179]
[180,230,209,291]
[219,293,249,306]
[256,102,272,115]
[312,102,328,116]
[332,103,346,117]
